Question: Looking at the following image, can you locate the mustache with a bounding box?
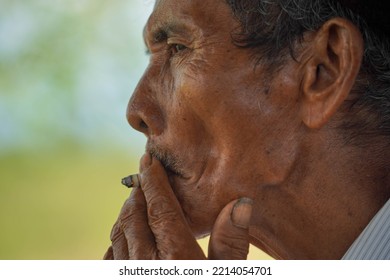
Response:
[146,142,186,178]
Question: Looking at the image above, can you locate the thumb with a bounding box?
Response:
[208,198,253,260]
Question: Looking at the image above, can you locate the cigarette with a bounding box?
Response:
[121,174,141,188]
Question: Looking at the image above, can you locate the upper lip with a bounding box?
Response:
[146,140,189,179]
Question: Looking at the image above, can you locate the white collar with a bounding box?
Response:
[342,199,390,259]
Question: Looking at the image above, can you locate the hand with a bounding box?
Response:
[103,153,253,260]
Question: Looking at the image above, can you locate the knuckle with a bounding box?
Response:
[147,195,179,223]
[110,221,122,242]
[103,246,114,260]
[129,244,159,260]
[119,191,145,222]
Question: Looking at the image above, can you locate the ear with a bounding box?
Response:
[300,18,363,129]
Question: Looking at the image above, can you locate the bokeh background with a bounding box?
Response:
[0,0,271,260]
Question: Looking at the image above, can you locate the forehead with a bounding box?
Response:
[145,0,236,40]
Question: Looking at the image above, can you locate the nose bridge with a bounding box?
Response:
[126,66,164,137]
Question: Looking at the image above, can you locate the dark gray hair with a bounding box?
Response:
[226,0,390,144]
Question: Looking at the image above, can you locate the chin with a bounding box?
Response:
[168,172,227,239]
[176,193,221,239]
[189,219,215,239]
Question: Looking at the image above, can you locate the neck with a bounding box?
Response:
[249,131,390,259]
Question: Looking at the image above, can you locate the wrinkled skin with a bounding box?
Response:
[126,0,301,237]
[104,0,390,259]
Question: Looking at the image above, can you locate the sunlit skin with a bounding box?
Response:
[104,0,390,259]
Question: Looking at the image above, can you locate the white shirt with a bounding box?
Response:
[342,199,390,260]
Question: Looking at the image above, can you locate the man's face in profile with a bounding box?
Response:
[127,0,301,237]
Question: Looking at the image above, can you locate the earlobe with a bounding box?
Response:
[300,18,363,129]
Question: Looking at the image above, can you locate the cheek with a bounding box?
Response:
[167,58,301,235]
[173,55,237,119]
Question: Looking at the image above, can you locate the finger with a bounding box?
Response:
[103,246,114,260]
[110,221,129,259]
[140,153,205,259]
[119,187,157,259]
[208,198,253,260]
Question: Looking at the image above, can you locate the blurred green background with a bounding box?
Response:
[0,0,271,260]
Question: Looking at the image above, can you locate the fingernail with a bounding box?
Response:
[231,198,253,229]
[140,153,152,170]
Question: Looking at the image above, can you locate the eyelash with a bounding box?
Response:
[144,43,187,57]
[169,43,187,55]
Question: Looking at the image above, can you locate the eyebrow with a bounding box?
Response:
[143,21,191,51]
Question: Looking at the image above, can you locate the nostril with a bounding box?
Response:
[140,120,148,130]
[127,113,149,134]
[126,88,164,137]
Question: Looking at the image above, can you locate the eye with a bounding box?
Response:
[170,43,187,55]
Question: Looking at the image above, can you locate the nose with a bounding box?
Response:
[126,70,164,137]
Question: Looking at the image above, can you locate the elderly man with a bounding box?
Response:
[104,0,390,259]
